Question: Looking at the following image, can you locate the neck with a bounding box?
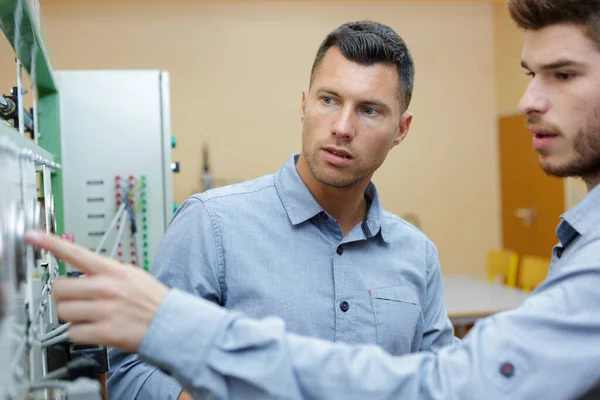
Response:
[296,155,369,236]
[583,171,600,192]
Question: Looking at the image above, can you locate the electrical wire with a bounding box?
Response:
[30,332,69,348]
[110,211,128,259]
[38,322,70,342]
[38,357,98,381]
[95,202,126,254]
[110,176,143,265]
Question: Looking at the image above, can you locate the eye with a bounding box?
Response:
[556,72,575,81]
[321,96,335,105]
[525,71,535,78]
[362,107,380,117]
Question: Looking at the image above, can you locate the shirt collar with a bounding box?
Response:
[274,153,389,242]
[558,182,600,246]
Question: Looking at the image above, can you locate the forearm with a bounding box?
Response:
[138,290,426,399]
[140,266,600,400]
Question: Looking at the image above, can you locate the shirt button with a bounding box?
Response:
[499,362,514,378]
[339,301,350,312]
[336,246,344,255]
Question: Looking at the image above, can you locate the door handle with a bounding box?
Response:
[514,207,537,227]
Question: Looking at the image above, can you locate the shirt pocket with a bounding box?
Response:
[370,285,423,355]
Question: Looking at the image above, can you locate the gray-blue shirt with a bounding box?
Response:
[136,179,600,399]
[108,154,457,399]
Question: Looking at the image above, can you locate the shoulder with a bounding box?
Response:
[382,210,433,244]
[191,174,276,203]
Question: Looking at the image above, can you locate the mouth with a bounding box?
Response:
[529,126,559,139]
[529,127,559,151]
[533,133,558,139]
[323,147,353,159]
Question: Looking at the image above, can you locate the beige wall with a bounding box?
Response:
[494,2,529,116]
[2,1,501,276]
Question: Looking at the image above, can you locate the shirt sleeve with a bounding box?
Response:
[108,196,225,399]
[138,263,600,400]
[419,240,461,351]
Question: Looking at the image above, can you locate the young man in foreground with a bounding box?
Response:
[26,0,600,398]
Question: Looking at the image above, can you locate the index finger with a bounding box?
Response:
[25,230,117,276]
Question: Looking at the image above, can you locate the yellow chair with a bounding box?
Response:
[486,249,519,287]
[518,255,551,292]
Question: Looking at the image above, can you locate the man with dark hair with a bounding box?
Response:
[105,20,457,400]
[310,21,415,109]
[26,1,600,398]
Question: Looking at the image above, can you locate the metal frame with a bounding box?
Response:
[0,0,64,245]
[0,2,72,399]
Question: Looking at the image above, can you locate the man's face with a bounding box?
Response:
[519,23,600,179]
[300,47,412,189]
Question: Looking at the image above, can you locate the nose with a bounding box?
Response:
[331,106,357,140]
[518,80,549,117]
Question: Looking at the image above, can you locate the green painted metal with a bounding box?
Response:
[1,0,65,273]
[0,0,57,94]
[38,92,65,275]
[38,92,62,229]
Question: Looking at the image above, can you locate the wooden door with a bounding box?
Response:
[498,115,565,258]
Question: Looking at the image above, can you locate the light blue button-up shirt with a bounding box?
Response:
[108,154,457,399]
[135,181,600,400]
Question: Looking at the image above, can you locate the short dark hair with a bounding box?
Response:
[508,0,600,49]
[309,20,415,111]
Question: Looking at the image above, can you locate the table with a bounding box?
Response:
[442,274,530,336]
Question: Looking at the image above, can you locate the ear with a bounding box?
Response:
[300,90,308,122]
[392,113,413,148]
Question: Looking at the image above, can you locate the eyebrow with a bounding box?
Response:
[317,87,393,113]
[521,59,585,71]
